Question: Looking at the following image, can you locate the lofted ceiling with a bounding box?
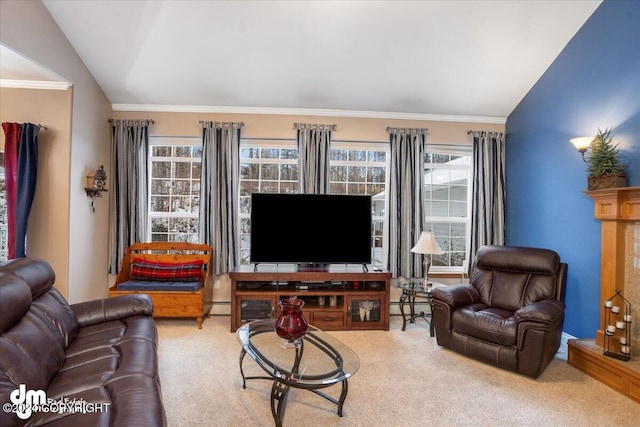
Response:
[4,1,603,122]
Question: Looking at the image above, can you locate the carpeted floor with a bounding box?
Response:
[156,316,640,426]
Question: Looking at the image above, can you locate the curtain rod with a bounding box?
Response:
[386,127,428,134]
[293,123,337,131]
[467,130,504,135]
[37,123,47,130]
[108,119,155,124]
[199,120,244,126]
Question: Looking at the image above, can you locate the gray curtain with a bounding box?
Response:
[199,121,243,275]
[295,123,335,194]
[387,127,427,278]
[108,119,151,273]
[469,130,506,265]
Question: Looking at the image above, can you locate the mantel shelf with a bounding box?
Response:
[84,188,108,198]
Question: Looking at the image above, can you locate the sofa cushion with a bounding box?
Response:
[452,304,517,346]
[116,280,203,291]
[131,258,203,282]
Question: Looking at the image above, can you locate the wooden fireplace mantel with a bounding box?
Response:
[567,186,640,403]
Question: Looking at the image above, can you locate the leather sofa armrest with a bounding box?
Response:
[431,284,479,309]
[515,300,565,326]
[71,294,154,327]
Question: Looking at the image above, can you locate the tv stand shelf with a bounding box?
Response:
[230,264,391,332]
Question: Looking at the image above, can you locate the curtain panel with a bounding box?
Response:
[108,119,151,273]
[295,123,335,194]
[387,127,427,278]
[199,121,243,275]
[1,122,40,259]
[469,130,506,265]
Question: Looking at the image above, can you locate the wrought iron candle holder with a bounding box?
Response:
[603,289,631,361]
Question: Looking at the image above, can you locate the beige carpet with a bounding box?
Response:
[156,316,640,426]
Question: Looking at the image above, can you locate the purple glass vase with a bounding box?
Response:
[275,297,308,342]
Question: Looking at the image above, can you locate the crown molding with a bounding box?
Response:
[111,104,506,124]
[0,79,72,90]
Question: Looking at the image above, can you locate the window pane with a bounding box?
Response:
[153,146,171,157]
[348,166,366,182]
[152,162,171,178]
[241,164,259,180]
[450,201,467,217]
[260,148,278,159]
[174,163,192,179]
[281,149,298,160]
[261,164,279,180]
[280,182,298,193]
[240,181,259,196]
[331,149,348,161]
[151,196,170,212]
[174,146,191,157]
[280,164,297,181]
[151,179,172,195]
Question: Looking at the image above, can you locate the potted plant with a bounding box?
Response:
[586,128,627,190]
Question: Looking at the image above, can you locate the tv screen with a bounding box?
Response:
[250,193,372,265]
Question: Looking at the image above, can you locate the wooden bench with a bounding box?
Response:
[108,242,213,329]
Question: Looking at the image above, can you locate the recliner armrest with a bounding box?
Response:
[515,300,564,326]
[431,284,479,309]
[71,294,154,327]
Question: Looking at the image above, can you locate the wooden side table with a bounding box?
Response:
[396,280,447,336]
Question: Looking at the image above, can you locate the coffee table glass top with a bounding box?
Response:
[236,320,360,386]
[395,280,447,294]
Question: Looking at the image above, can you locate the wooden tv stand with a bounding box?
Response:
[230,264,391,332]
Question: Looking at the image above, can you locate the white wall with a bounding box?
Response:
[1,0,112,302]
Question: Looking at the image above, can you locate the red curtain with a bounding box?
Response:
[2,122,40,259]
[2,123,20,259]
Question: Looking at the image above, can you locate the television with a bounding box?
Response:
[250,193,372,265]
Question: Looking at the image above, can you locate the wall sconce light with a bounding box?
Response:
[84,165,108,212]
[570,136,595,161]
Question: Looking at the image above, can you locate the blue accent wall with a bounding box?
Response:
[505,0,640,338]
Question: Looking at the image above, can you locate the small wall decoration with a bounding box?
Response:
[603,289,631,361]
[84,165,108,212]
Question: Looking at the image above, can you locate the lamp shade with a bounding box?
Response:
[410,231,444,255]
[570,136,594,152]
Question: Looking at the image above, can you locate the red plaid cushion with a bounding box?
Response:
[131,258,203,282]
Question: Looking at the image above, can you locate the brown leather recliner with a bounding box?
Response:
[431,245,567,378]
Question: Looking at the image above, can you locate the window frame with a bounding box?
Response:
[147,136,202,243]
[423,144,473,274]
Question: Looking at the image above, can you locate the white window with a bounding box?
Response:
[329,142,389,266]
[148,137,201,242]
[238,139,299,264]
[238,139,389,267]
[423,148,472,272]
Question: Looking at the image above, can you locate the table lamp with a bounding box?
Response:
[410,231,444,286]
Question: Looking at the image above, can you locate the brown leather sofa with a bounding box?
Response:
[0,258,166,426]
[431,245,567,378]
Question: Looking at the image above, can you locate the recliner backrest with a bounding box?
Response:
[470,245,566,312]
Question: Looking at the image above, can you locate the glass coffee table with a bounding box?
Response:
[396,280,447,336]
[237,320,360,427]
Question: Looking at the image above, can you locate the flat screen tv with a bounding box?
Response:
[250,193,372,265]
